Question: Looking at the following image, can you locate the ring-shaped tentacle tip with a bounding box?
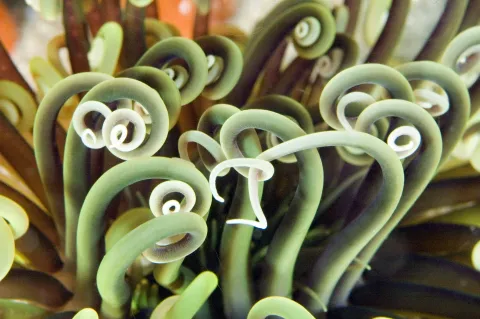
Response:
[163,66,190,90]
[414,88,450,117]
[293,16,322,48]
[72,101,112,149]
[102,108,147,152]
[336,92,377,131]
[206,54,225,86]
[178,130,229,176]
[149,180,196,217]
[209,158,274,229]
[0,196,29,281]
[387,125,422,159]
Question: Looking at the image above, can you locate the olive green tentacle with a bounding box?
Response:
[116,66,182,129]
[195,35,243,100]
[319,63,413,165]
[320,64,414,130]
[88,22,123,75]
[364,0,410,64]
[97,213,208,319]
[220,110,323,298]
[104,208,153,251]
[0,299,51,319]
[414,0,468,61]
[151,271,218,319]
[34,72,113,254]
[144,18,177,44]
[458,0,480,32]
[247,297,315,319]
[227,1,336,105]
[241,128,403,313]
[331,100,443,306]
[73,157,211,308]
[244,94,314,164]
[47,34,69,78]
[136,37,209,105]
[396,61,470,163]
[441,26,480,113]
[0,196,28,281]
[196,104,261,319]
[0,80,37,144]
[0,182,59,248]
[64,77,169,271]
[29,57,65,101]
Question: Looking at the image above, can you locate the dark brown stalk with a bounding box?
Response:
[0,269,71,308]
[344,0,363,36]
[193,2,211,39]
[146,0,159,19]
[271,58,315,95]
[366,0,410,64]
[15,225,63,273]
[0,182,59,248]
[257,40,288,97]
[0,115,48,208]
[123,1,147,67]
[63,0,91,73]
[85,0,103,36]
[414,0,469,61]
[101,0,121,23]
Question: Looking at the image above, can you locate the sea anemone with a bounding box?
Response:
[0,0,479,318]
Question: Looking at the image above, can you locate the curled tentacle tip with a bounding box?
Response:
[387,125,422,159]
[414,88,449,117]
[293,16,321,48]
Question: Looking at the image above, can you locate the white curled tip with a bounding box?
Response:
[387,125,422,159]
[178,130,229,176]
[293,17,321,47]
[455,44,480,88]
[210,158,275,230]
[336,92,376,131]
[72,308,98,319]
[163,66,189,89]
[149,180,196,217]
[72,101,112,149]
[102,108,147,153]
[206,55,224,85]
[414,88,450,117]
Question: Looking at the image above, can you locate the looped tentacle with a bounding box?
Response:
[247,296,315,319]
[330,99,443,307]
[0,195,29,281]
[73,157,211,309]
[196,35,243,100]
[227,1,336,105]
[210,158,274,229]
[34,72,113,255]
[136,37,209,105]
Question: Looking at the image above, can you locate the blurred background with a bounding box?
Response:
[0,0,446,87]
